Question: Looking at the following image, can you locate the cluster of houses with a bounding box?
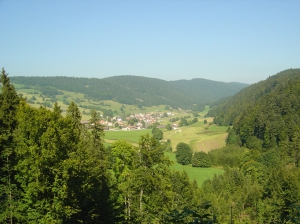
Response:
[81,112,179,131]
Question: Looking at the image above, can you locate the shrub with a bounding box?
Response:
[192,151,211,167]
[176,142,192,165]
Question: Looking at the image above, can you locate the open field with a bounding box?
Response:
[102,119,227,153]
[104,129,152,145]
[165,152,224,186]
[164,121,227,153]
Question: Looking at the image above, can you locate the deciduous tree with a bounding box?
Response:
[176,142,192,165]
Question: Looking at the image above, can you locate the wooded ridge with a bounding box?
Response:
[10,75,248,110]
[207,68,300,125]
[201,68,300,222]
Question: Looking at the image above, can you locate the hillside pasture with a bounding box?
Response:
[14,85,176,120]
[165,152,224,186]
[164,121,227,153]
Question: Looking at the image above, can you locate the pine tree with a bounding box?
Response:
[66,101,81,127]
[0,68,21,223]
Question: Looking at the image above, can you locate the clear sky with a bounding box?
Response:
[1,0,299,84]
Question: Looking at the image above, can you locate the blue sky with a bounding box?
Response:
[1,0,299,84]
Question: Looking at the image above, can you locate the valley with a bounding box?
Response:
[2,69,300,222]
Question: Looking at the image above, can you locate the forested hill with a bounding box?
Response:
[207,68,300,149]
[207,68,300,126]
[10,75,248,109]
[200,68,300,222]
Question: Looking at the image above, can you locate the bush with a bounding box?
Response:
[165,124,172,130]
[176,142,192,165]
[152,127,163,140]
[163,143,172,152]
[42,101,52,108]
[192,152,211,167]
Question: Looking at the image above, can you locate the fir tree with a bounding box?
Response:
[0,68,21,223]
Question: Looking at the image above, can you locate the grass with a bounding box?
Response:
[163,122,227,153]
[104,129,152,145]
[165,152,223,186]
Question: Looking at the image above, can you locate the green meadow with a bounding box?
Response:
[104,129,152,145]
[164,121,227,153]
[165,152,223,186]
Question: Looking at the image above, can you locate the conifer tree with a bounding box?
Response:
[66,101,81,127]
[0,68,21,223]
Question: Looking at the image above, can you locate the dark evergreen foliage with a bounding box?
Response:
[202,68,300,223]
[208,145,246,168]
[0,68,21,223]
[208,68,300,126]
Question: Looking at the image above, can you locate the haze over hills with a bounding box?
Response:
[10,75,248,110]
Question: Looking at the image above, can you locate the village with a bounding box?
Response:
[80,111,181,131]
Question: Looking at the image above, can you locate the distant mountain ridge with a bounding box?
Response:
[10,75,248,110]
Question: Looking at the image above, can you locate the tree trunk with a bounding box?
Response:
[7,156,13,224]
[128,194,131,219]
[139,187,143,215]
[124,196,127,217]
